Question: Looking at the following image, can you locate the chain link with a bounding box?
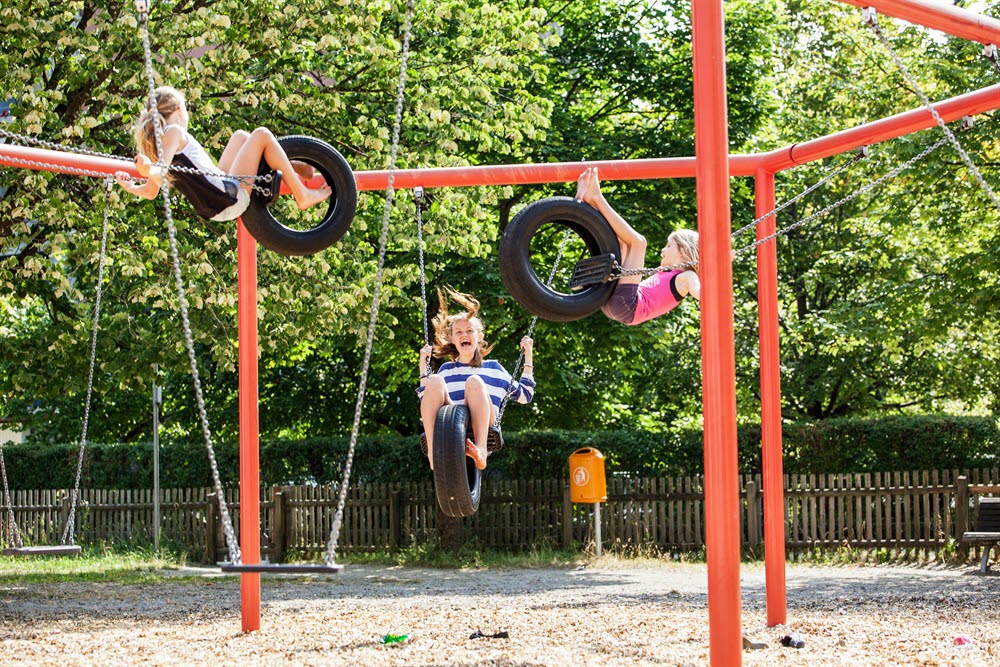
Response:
[60,177,114,546]
[0,152,122,180]
[495,227,572,426]
[325,0,415,566]
[0,441,22,549]
[730,149,866,240]
[139,2,241,565]
[734,135,949,258]
[867,14,1000,213]
[415,187,431,377]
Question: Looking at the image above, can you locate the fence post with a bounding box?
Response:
[58,490,73,544]
[271,487,286,563]
[746,479,760,549]
[562,484,573,548]
[205,492,218,565]
[390,490,402,551]
[955,475,969,560]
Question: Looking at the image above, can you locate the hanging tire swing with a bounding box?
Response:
[431,404,482,517]
[499,197,621,322]
[240,135,358,257]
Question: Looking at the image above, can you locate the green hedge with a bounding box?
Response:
[4,414,997,489]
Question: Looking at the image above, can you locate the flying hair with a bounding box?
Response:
[431,287,495,367]
[133,86,185,183]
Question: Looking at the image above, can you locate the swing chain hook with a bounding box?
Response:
[134,0,149,22]
[861,7,878,29]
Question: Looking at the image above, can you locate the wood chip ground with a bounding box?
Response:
[2,562,998,665]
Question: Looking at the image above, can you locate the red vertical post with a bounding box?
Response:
[754,169,787,626]
[237,218,261,632]
[692,1,741,665]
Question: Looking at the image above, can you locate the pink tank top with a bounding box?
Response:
[631,270,685,325]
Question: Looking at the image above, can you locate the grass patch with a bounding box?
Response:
[325,540,591,569]
[0,543,187,585]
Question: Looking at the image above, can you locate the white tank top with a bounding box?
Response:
[164,124,226,191]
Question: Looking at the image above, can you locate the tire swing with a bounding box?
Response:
[431,404,483,517]
[240,135,358,256]
[499,197,621,322]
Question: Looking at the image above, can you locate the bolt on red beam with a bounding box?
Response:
[838,0,1000,45]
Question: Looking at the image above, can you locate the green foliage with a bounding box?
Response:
[5,414,996,489]
[2,0,999,449]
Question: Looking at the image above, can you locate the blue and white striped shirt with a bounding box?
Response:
[417,360,535,410]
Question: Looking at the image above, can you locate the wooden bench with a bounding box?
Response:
[962,497,1000,574]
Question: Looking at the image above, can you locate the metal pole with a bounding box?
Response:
[152,364,161,553]
[594,502,602,557]
[754,170,787,626]
[692,0,742,664]
[237,217,261,632]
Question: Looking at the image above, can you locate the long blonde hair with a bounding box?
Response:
[669,228,699,273]
[431,287,494,367]
[133,86,185,180]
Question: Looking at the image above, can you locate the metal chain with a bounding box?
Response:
[0,152,121,180]
[0,441,22,549]
[734,135,949,258]
[730,149,867,239]
[866,12,1000,212]
[415,187,431,377]
[617,151,869,279]
[60,177,114,546]
[495,227,572,427]
[0,126,125,161]
[139,0,241,565]
[0,126,272,195]
[325,0,414,565]
[984,44,1000,78]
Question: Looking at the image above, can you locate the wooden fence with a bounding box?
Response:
[2,467,997,563]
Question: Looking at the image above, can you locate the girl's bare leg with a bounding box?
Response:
[227,127,331,209]
[420,376,450,469]
[463,376,492,470]
[217,130,251,173]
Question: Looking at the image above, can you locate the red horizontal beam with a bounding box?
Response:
[0,143,138,178]
[760,82,1000,172]
[3,85,999,187]
[837,0,1000,45]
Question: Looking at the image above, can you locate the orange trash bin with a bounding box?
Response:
[569,447,607,503]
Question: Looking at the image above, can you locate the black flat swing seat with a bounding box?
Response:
[2,545,82,557]
[570,252,618,290]
[219,561,343,574]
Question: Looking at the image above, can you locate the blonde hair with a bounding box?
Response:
[133,86,185,181]
[431,287,495,367]
[669,228,699,272]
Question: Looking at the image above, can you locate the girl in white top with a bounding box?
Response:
[115,86,331,221]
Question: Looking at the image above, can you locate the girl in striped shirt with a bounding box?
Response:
[418,288,535,471]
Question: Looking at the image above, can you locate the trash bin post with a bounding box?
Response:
[569,448,608,557]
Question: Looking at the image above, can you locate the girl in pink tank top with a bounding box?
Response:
[574,168,701,325]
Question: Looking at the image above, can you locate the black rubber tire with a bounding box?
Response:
[499,197,621,322]
[432,404,482,518]
[240,135,357,256]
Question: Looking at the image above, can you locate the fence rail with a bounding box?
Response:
[1,467,997,563]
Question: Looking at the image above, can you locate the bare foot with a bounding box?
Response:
[465,438,487,471]
[297,185,333,210]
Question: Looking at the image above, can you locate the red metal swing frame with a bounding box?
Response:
[2,1,999,662]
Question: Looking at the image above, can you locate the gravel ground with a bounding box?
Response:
[1,561,998,666]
